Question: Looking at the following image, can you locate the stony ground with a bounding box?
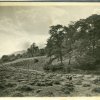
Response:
[0,56,100,97]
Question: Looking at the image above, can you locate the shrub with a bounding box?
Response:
[53,79,60,85]
[5,82,16,87]
[1,55,10,62]
[66,66,71,73]
[35,82,45,86]
[38,91,54,97]
[0,83,5,89]
[83,84,90,87]
[34,59,39,63]
[61,82,74,94]
[45,81,53,86]
[75,55,96,70]
[36,89,42,93]
[16,85,33,91]
[43,63,64,72]
[92,87,100,93]
[43,65,50,71]
[11,92,24,97]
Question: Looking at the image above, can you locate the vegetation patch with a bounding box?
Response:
[16,85,33,92]
[92,87,100,93]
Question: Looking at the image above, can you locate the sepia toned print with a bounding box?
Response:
[0,2,100,97]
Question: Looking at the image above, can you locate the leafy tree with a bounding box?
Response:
[46,24,66,64]
[27,43,39,57]
[1,55,10,62]
[73,14,100,69]
[64,22,76,65]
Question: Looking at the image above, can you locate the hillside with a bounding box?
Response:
[0,56,100,97]
[13,50,26,56]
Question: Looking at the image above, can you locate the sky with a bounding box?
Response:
[0,3,100,57]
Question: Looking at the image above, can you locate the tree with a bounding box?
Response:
[27,43,39,57]
[73,14,100,69]
[64,22,76,65]
[1,55,10,62]
[46,24,65,64]
[46,38,54,60]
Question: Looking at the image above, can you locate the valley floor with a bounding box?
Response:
[0,56,100,97]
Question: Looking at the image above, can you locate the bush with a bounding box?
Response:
[35,82,45,86]
[11,92,24,97]
[34,59,39,63]
[5,82,16,87]
[53,79,60,85]
[75,55,96,70]
[82,82,91,87]
[16,85,33,91]
[66,66,71,73]
[38,91,54,97]
[43,63,64,72]
[92,87,100,93]
[61,82,74,94]
[1,55,10,62]
[0,83,5,89]
[45,81,53,86]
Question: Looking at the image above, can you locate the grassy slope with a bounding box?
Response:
[1,56,48,71]
[0,56,100,97]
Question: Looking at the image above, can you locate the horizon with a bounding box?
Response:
[0,4,100,57]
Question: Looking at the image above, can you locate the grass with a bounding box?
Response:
[0,56,100,96]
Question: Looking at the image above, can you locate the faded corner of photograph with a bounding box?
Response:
[0,3,100,97]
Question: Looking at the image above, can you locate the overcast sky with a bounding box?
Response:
[0,4,100,57]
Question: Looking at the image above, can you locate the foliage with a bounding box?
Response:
[1,55,10,62]
[43,63,64,72]
[16,85,33,91]
[75,55,96,70]
[46,24,66,64]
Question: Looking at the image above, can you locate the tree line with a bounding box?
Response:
[46,14,100,70]
[1,14,100,70]
[0,43,45,63]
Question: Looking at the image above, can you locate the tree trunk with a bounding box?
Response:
[60,54,63,65]
[48,57,57,65]
[68,53,71,65]
[59,49,63,65]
